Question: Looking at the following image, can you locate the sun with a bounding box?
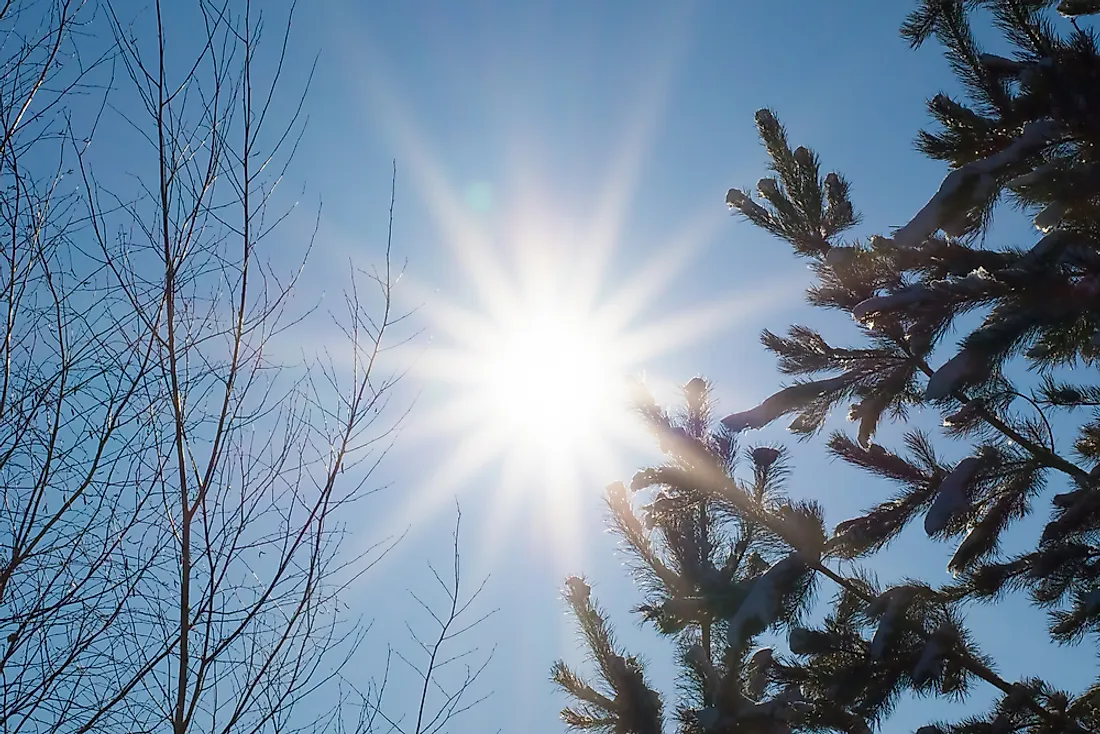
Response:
[420,257,647,488]
[477,303,624,454]
[354,33,802,563]
[405,213,794,502]
[380,198,801,570]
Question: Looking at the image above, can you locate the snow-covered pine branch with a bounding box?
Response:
[888,119,1061,249]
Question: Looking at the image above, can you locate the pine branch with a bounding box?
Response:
[655,431,1086,733]
[912,354,1091,483]
[809,548,1084,732]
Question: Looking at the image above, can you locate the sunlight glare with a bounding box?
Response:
[480,305,623,453]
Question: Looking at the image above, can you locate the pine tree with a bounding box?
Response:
[552,380,835,734]
[553,2,1100,732]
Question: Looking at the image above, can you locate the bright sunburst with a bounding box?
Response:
[384,195,803,570]
[405,209,782,556]
[349,9,801,565]
[421,245,648,489]
[474,301,625,454]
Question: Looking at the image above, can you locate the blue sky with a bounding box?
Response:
[113,1,1095,731]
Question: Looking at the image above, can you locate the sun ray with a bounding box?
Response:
[565,7,694,294]
[342,4,756,574]
[614,276,808,364]
[594,206,727,335]
[344,41,518,314]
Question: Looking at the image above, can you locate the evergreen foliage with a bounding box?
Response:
[553,2,1100,732]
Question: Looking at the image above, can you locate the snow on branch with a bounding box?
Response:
[924,349,985,400]
[868,586,916,661]
[727,552,807,646]
[912,623,954,686]
[853,267,997,325]
[852,285,932,323]
[925,455,984,537]
[888,119,1061,249]
[720,374,856,433]
[1058,0,1100,17]
[727,188,768,220]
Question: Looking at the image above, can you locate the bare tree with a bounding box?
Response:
[0,1,453,732]
[339,505,496,734]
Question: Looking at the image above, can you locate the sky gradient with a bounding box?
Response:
[171,2,1098,731]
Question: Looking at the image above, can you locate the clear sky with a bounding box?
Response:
[125,1,1096,731]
